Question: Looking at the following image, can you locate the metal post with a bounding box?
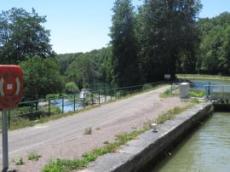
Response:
[62,97,64,114]
[99,90,101,104]
[48,99,51,115]
[73,95,76,112]
[91,92,93,105]
[104,88,107,103]
[2,110,9,172]
[7,111,10,129]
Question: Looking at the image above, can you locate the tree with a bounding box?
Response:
[66,53,101,89]
[65,82,79,94]
[20,57,64,99]
[197,12,230,75]
[110,0,141,87]
[138,0,201,81]
[0,8,54,64]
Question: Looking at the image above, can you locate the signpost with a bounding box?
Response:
[0,65,23,172]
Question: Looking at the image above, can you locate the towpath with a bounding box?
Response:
[0,85,186,172]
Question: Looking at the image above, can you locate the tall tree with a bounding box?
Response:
[110,0,141,87]
[20,56,64,99]
[138,0,201,81]
[197,12,230,74]
[0,8,54,64]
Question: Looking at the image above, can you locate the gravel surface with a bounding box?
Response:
[0,86,186,172]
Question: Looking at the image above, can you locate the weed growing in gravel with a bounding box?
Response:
[155,105,193,124]
[42,129,145,172]
[28,152,41,161]
[15,157,24,166]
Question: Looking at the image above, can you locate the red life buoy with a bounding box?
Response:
[0,65,23,110]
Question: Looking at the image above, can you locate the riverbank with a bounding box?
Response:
[177,74,230,81]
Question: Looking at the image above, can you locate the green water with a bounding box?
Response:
[151,113,230,172]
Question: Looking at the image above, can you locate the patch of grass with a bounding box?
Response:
[189,89,205,98]
[155,105,193,124]
[190,98,200,104]
[160,89,174,98]
[42,129,146,172]
[177,74,230,81]
[14,157,24,166]
[28,152,41,161]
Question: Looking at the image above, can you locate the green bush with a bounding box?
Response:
[65,82,79,94]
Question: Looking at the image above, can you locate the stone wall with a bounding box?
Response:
[80,103,213,172]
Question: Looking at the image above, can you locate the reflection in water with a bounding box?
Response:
[151,113,230,172]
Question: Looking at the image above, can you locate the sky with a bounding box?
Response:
[0,0,230,54]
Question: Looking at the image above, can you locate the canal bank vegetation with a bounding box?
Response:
[177,74,230,81]
[155,104,195,124]
[42,103,196,172]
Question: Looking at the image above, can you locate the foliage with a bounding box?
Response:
[138,0,201,81]
[58,48,113,88]
[20,56,64,99]
[110,0,141,87]
[0,8,54,64]
[65,82,79,94]
[196,12,230,75]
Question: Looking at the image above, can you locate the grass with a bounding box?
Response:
[160,85,179,98]
[177,74,230,81]
[189,89,205,98]
[14,157,24,166]
[42,129,146,172]
[28,152,41,161]
[155,104,194,124]
[42,103,195,172]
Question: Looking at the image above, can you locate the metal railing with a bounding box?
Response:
[204,85,230,104]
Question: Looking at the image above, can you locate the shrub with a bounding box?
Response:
[65,82,80,94]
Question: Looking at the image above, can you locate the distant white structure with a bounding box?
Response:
[179,82,190,99]
[80,89,90,99]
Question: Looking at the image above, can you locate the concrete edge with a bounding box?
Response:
[78,103,213,172]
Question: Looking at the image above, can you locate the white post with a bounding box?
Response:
[2,110,9,172]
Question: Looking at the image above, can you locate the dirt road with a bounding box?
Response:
[0,86,186,171]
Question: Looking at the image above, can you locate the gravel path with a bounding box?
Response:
[0,86,186,172]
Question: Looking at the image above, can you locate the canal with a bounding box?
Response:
[151,112,230,172]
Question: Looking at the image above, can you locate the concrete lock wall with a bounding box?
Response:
[81,103,213,172]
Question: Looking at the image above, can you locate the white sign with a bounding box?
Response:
[164,74,171,80]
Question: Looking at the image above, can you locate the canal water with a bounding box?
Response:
[151,113,230,172]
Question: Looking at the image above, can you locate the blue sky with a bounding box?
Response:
[0,0,230,54]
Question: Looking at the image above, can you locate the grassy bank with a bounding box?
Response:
[42,103,195,172]
[177,74,230,81]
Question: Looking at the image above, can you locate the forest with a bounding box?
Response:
[0,0,230,99]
